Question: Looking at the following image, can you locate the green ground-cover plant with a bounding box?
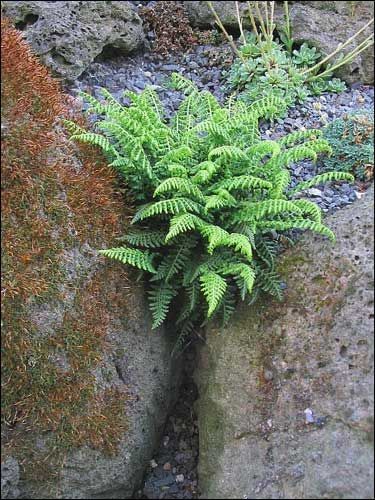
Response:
[225,34,347,107]
[66,74,353,348]
[210,1,374,113]
[322,112,374,181]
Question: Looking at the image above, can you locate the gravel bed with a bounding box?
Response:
[65,40,373,499]
[67,42,373,216]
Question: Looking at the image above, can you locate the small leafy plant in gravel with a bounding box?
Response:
[66,75,354,349]
[322,112,374,181]
[215,1,373,114]
[225,35,347,107]
[140,1,197,56]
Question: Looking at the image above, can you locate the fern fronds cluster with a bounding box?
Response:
[67,75,354,338]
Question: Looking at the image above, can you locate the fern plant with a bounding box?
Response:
[66,75,354,347]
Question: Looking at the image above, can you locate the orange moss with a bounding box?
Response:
[1,16,133,481]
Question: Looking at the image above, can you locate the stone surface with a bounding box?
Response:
[2,1,145,80]
[1,458,20,499]
[184,1,374,84]
[184,1,247,30]
[196,185,374,499]
[2,263,180,499]
[288,2,374,85]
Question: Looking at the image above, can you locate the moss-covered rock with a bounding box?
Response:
[195,185,374,499]
[1,19,178,499]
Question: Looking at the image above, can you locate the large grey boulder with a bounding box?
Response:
[1,1,145,80]
[288,1,374,85]
[196,185,374,499]
[184,1,374,84]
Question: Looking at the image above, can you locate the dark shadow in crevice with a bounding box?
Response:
[94,44,126,63]
[15,14,39,31]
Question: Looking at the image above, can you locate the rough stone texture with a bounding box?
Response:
[288,1,374,85]
[1,1,145,80]
[184,1,374,84]
[196,185,374,499]
[1,458,20,499]
[2,41,178,496]
[2,271,180,500]
[184,1,247,31]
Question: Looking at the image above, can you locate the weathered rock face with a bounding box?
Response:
[184,1,374,84]
[196,186,374,499]
[288,1,374,85]
[3,284,179,500]
[1,1,145,80]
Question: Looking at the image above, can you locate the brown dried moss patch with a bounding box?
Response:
[1,17,133,484]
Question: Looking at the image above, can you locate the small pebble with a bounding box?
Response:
[263,369,273,381]
[304,408,315,424]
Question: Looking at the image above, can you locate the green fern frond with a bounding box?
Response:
[278,129,323,148]
[235,223,256,247]
[183,254,227,285]
[152,244,192,282]
[165,213,204,242]
[204,189,236,212]
[78,91,110,115]
[69,76,354,338]
[270,170,291,199]
[249,95,286,119]
[63,119,87,136]
[277,145,318,166]
[246,140,281,160]
[223,263,256,295]
[70,133,118,156]
[208,146,247,162]
[148,283,176,328]
[160,145,193,163]
[199,224,230,254]
[302,139,333,156]
[257,268,283,301]
[220,175,273,192]
[98,247,156,272]
[259,218,335,241]
[120,229,167,248]
[154,177,205,201]
[133,197,203,222]
[290,171,355,195]
[223,233,253,261]
[200,272,227,317]
[170,72,198,95]
[239,200,302,221]
[293,199,322,223]
[254,238,278,268]
[192,161,218,184]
